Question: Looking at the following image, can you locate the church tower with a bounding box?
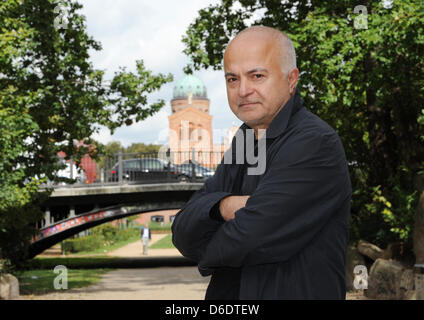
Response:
[168,74,214,165]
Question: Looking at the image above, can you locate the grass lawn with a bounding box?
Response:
[13,268,111,295]
[150,233,175,249]
[148,221,172,232]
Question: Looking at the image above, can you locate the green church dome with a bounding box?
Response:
[173,74,207,100]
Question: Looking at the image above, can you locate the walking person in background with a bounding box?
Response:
[141,223,151,255]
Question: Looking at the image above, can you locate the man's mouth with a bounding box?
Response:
[239,102,259,107]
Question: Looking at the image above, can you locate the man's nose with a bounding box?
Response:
[238,78,253,97]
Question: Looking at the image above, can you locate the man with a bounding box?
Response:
[141,223,151,255]
[172,26,352,299]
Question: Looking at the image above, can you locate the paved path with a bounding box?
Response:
[20,266,210,300]
[20,235,367,300]
[106,234,182,258]
[20,234,211,300]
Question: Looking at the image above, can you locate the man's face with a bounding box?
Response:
[224,33,293,130]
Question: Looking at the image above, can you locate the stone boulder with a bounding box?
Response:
[403,272,424,300]
[357,240,383,261]
[365,258,424,300]
[0,274,20,300]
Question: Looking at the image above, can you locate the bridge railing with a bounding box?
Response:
[40,150,225,188]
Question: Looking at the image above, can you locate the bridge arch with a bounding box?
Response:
[29,201,186,258]
[30,183,203,258]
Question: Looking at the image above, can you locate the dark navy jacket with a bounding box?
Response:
[172,89,352,299]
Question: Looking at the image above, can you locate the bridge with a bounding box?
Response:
[29,182,203,258]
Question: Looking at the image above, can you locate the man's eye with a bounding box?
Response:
[227,77,237,83]
[253,74,264,79]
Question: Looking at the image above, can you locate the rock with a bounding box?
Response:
[403,273,424,300]
[0,274,20,300]
[357,240,383,261]
[366,259,424,300]
[414,273,424,300]
[0,276,9,299]
[366,258,406,299]
[399,268,415,299]
[7,275,19,299]
[345,245,366,291]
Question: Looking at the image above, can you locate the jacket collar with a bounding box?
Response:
[238,87,303,140]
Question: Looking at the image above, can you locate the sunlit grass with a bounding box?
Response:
[14,268,110,295]
[150,233,175,249]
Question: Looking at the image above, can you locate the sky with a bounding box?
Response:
[76,0,243,147]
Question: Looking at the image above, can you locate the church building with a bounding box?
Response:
[168,74,238,167]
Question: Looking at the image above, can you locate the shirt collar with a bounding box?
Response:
[238,87,303,140]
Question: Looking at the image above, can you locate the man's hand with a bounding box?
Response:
[219,195,250,221]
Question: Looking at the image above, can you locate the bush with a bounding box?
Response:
[148,221,172,232]
[115,228,139,242]
[62,223,141,254]
[62,235,104,253]
[92,224,118,240]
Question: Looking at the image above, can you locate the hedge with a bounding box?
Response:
[62,225,140,254]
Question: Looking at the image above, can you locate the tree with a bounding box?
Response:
[182,0,424,251]
[125,143,162,155]
[0,0,172,266]
[103,141,125,158]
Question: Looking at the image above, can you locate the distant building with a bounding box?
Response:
[57,141,97,184]
[168,73,239,167]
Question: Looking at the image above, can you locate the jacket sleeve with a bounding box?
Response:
[171,161,235,262]
[198,131,352,275]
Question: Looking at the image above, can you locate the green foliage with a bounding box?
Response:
[62,234,104,253]
[150,233,175,249]
[101,141,163,157]
[62,223,139,254]
[114,228,139,242]
[0,0,172,266]
[92,141,164,169]
[148,221,172,232]
[92,224,117,240]
[103,141,125,158]
[15,268,110,295]
[183,0,424,246]
[419,109,424,142]
[125,143,162,155]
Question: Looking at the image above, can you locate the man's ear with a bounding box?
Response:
[288,68,299,95]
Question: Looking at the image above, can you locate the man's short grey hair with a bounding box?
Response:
[232,26,297,77]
